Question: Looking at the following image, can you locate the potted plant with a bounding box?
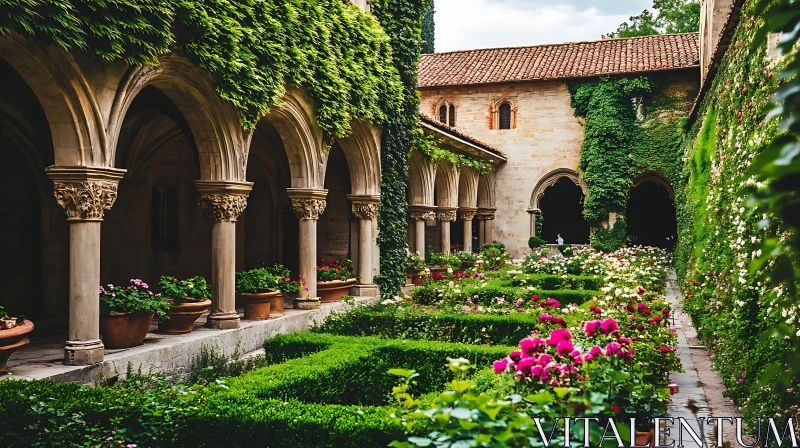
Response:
[236,268,279,320]
[528,236,546,250]
[99,279,169,349]
[157,275,212,334]
[317,254,357,303]
[405,251,426,286]
[427,252,460,277]
[265,264,302,316]
[0,306,33,372]
[454,250,478,270]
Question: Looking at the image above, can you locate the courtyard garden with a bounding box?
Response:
[0,245,682,447]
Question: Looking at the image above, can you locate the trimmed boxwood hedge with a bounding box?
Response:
[506,273,602,291]
[316,307,542,346]
[411,284,600,308]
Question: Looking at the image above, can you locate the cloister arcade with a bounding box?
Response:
[0,36,388,366]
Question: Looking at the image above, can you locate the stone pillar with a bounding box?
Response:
[287,188,327,298]
[408,205,436,261]
[477,208,497,247]
[459,208,477,253]
[197,181,252,330]
[527,208,541,237]
[47,166,126,365]
[348,195,380,296]
[438,207,458,255]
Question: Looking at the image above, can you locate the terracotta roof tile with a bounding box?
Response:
[418,33,700,88]
[419,113,505,161]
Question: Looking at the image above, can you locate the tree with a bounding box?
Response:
[421,1,435,54]
[603,0,700,38]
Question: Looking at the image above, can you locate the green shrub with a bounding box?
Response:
[558,243,573,256]
[410,283,599,308]
[528,236,546,249]
[427,252,461,270]
[506,273,602,290]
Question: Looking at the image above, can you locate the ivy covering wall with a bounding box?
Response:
[675,0,800,421]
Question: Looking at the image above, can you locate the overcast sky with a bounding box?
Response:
[434,0,654,52]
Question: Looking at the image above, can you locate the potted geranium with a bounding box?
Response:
[317,253,357,303]
[405,251,426,286]
[454,250,478,270]
[265,264,302,316]
[0,306,33,372]
[236,268,278,320]
[157,275,212,334]
[99,279,169,349]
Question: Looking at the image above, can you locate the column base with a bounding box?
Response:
[350,284,380,297]
[206,312,241,329]
[64,339,104,365]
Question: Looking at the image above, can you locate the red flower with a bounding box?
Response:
[611,405,621,414]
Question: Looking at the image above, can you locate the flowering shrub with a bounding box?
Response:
[427,252,461,270]
[317,254,355,282]
[236,265,303,294]
[405,251,425,270]
[452,250,477,264]
[0,306,24,330]
[99,279,169,319]
[477,243,509,271]
[158,275,211,304]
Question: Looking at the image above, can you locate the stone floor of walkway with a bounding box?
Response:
[666,272,749,447]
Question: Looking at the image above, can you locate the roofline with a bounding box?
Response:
[687,0,745,126]
[423,32,700,56]
[419,116,507,164]
[418,65,700,90]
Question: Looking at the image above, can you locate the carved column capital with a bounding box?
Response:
[408,205,436,222]
[288,188,328,220]
[476,208,497,221]
[46,166,126,221]
[459,207,478,221]
[196,181,253,222]
[437,207,458,222]
[527,208,542,215]
[347,194,380,220]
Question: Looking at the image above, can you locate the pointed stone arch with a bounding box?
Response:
[458,167,479,208]
[334,120,381,196]
[632,171,674,199]
[529,168,587,211]
[408,149,436,206]
[434,159,460,208]
[477,171,497,209]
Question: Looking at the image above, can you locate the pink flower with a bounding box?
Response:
[630,315,636,322]
[637,303,647,310]
[539,313,554,323]
[493,359,509,374]
[509,350,523,362]
[659,346,672,353]
[605,342,622,356]
[538,354,554,366]
[585,320,601,337]
[546,328,572,346]
[517,357,536,375]
[584,354,594,362]
[284,277,291,282]
[520,337,545,355]
[601,319,620,334]
[589,346,603,357]
[617,337,631,346]
[556,340,574,357]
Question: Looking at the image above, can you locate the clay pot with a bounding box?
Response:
[294,297,321,310]
[428,265,449,278]
[158,299,211,334]
[318,278,357,303]
[100,311,154,349]
[270,294,285,317]
[240,291,280,320]
[406,268,424,286]
[635,430,655,447]
[0,320,33,372]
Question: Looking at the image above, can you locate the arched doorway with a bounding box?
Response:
[539,177,590,244]
[627,180,676,249]
[319,144,352,261]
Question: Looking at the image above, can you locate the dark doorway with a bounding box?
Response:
[627,181,676,250]
[539,177,590,244]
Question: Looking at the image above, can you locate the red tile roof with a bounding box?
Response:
[419,113,505,161]
[418,33,700,88]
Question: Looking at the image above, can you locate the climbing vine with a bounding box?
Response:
[413,130,494,174]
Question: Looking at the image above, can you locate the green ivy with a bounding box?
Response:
[590,217,628,253]
[413,130,494,174]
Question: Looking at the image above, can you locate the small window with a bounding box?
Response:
[448,105,456,127]
[438,105,448,124]
[499,103,512,130]
[151,184,180,251]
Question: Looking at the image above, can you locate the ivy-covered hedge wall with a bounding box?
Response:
[675,0,800,421]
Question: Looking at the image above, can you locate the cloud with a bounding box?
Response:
[434,0,654,52]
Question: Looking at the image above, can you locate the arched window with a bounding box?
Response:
[448,104,456,127]
[437,103,457,127]
[498,103,512,130]
[438,105,448,124]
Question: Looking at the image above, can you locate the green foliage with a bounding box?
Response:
[99,279,170,319]
[406,251,426,269]
[411,283,600,308]
[528,236,546,249]
[603,0,700,38]
[453,250,477,264]
[372,0,430,300]
[536,213,544,237]
[413,131,494,174]
[235,267,275,294]
[428,252,461,270]
[188,344,264,385]
[317,254,355,282]
[558,243,573,256]
[591,217,628,253]
[507,273,603,291]
[420,1,435,54]
[159,275,211,304]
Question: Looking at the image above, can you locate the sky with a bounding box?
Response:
[434,0,654,52]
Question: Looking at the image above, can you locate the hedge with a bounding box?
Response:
[506,273,602,291]
[316,307,542,346]
[411,284,600,308]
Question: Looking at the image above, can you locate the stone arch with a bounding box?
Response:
[477,171,497,208]
[0,34,102,167]
[108,54,249,182]
[529,168,587,211]
[333,120,381,195]
[632,171,674,199]
[434,159,459,208]
[458,167,479,208]
[261,88,325,189]
[408,149,436,206]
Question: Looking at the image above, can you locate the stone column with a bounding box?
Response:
[47,166,126,365]
[348,195,380,296]
[287,188,327,298]
[408,205,436,261]
[527,208,541,237]
[459,208,477,253]
[477,208,497,247]
[197,181,252,330]
[438,207,458,255]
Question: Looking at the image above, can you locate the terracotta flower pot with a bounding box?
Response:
[0,320,34,372]
[428,265,449,278]
[270,294,285,317]
[240,291,280,320]
[158,299,211,334]
[294,297,321,310]
[635,430,655,447]
[100,311,154,349]
[406,268,424,286]
[318,278,356,303]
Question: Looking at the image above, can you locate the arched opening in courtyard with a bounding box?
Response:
[537,177,590,245]
[627,179,676,250]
